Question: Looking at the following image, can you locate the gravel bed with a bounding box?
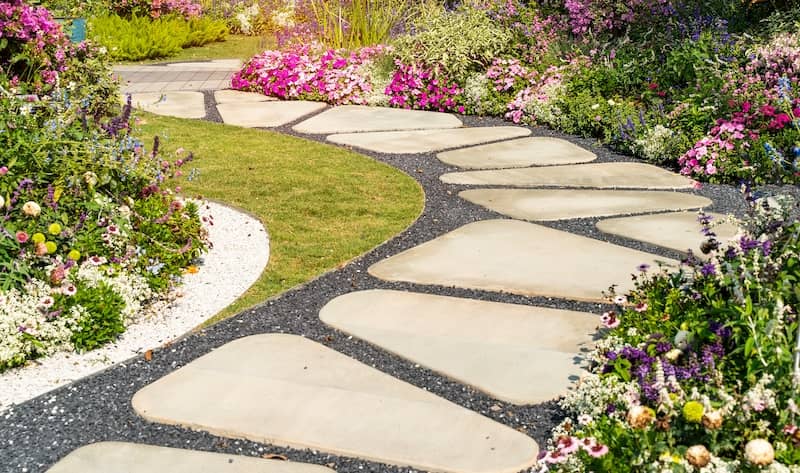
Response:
[2,102,797,473]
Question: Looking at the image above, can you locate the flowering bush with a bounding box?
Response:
[108,0,202,19]
[0,2,208,371]
[231,43,388,105]
[385,61,465,113]
[537,191,800,471]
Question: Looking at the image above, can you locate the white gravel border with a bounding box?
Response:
[0,200,269,411]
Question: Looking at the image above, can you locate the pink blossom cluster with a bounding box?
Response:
[564,0,669,36]
[110,0,202,19]
[678,105,756,177]
[486,58,531,92]
[385,61,465,113]
[0,0,70,92]
[540,436,609,466]
[504,64,565,123]
[231,44,388,105]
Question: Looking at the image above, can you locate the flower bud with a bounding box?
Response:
[685,445,711,468]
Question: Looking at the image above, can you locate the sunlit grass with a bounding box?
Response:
[135,112,424,325]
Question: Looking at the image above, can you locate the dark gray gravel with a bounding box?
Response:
[1,101,796,473]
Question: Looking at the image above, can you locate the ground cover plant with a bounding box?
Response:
[0,0,207,370]
[134,112,423,324]
[232,0,800,185]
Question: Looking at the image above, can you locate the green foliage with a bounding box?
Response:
[88,14,227,61]
[393,7,513,82]
[67,281,125,351]
[305,0,413,49]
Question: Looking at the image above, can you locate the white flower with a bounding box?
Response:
[577,414,593,425]
[0,195,4,208]
[607,99,616,106]
[22,201,41,217]
[61,284,77,297]
[745,439,774,466]
[591,103,600,110]
[613,295,627,305]
[39,296,54,308]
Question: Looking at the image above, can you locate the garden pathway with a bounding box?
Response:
[44,80,741,473]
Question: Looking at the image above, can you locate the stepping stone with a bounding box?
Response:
[437,137,597,169]
[368,219,677,302]
[292,105,463,134]
[460,189,711,221]
[441,162,694,189]
[597,211,740,257]
[217,101,327,128]
[320,290,597,404]
[215,89,277,104]
[327,127,531,154]
[165,59,243,70]
[128,91,206,119]
[47,442,333,473]
[132,334,539,473]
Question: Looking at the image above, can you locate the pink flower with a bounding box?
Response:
[557,436,580,454]
[16,231,29,243]
[587,443,609,458]
[0,166,7,175]
[601,311,620,329]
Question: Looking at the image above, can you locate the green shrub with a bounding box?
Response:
[68,281,126,351]
[88,14,227,61]
[392,7,513,83]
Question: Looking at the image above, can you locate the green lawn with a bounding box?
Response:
[136,112,424,325]
[129,34,270,64]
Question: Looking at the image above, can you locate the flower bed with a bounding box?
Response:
[235,0,800,185]
[1,1,207,371]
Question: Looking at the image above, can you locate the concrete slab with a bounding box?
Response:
[368,219,677,302]
[292,105,462,134]
[320,290,597,404]
[437,137,597,169]
[132,334,539,473]
[128,91,206,119]
[165,59,243,70]
[597,211,740,256]
[47,442,334,473]
[441,162,694,189]
[459,189,711,221]
[217,101,327,128]
[215,90,276,104]
[327,127,531,154]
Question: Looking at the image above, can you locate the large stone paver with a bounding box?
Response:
[132,334,539,473]
[128,91,206,119]
[293,105,463,134]
[47,442,333,473]
[215,89,277,104]
[597,211,740,256]
[441,162,694,189]
[437,137,597,169]
[460,189,711,221]
[164,59,243,70]
[327,127,531,154]
[320,290,597,404]
[368,219,677,302]
[217,101,327,128]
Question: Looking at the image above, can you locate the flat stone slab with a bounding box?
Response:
[217,101,327,128]
[369,219,677,302]
[165,59,243,70]
[441,162,694,189]
[597,211,740,256]
[133,334,539,473]
[327,127,531,154]
[128,91,206,119]
[437,137,597,169]
[460,189,711,221]
[320,290,597,404]
[215,89,277,104]
[292,105,462,134]
[47,442,333,473]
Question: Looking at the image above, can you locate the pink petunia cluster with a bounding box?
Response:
[385,61,465,113]
[231,44,388,105]
[678,105,756,178]
[0,0,70,92]
[486,58,531,92]
[540,436,609,466]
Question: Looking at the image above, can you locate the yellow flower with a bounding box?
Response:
[48,223,62,235]
[32,233,46,244]
[683,401,704,423]
[185,265,199,274]
[45,241,57,254]
[67,249,81,261]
